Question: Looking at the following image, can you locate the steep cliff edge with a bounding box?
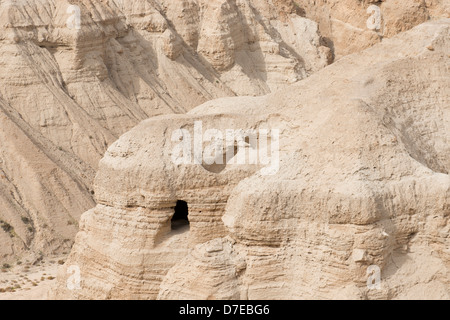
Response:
[53,20,449,300]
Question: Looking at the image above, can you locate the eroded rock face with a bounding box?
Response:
[295,0,450,59]
[54,20,449,300]
[0,0,330,262]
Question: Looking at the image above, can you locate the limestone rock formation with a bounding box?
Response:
[0,0,330,263]
[295,0,450,59]
[53,19,450,300]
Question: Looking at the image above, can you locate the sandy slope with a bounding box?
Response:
[0,255,63,300]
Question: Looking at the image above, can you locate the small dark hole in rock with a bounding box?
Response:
[171,200,189,230]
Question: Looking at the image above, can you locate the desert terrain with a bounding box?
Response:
[0,0,448,300]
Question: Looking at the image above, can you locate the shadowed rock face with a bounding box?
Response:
[0,0,333,262]
[53,20,449,300]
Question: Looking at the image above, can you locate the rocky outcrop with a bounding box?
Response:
[54,20,450,300]
[294,0,450,59]
[0,0,330,263]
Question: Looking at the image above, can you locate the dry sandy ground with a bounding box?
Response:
[0,255,66,300]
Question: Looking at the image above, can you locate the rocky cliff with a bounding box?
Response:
[2,0,446,266]
[295,0,449,59]
[0,0,333,262]
[53,19,449,300]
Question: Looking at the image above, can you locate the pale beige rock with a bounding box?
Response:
[54,20,450,300]
[294,0,450,59]
[0,0,330,263]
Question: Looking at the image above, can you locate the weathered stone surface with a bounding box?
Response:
[295,0,450,59]
[0,0,330,263]
[54,20,449,300]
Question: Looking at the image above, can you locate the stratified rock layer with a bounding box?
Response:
[0,0,331,262]
[295,0,450,59]
[54,20,449,300]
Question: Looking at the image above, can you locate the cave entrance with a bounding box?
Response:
[171,200,189,231]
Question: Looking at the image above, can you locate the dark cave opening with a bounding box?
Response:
[171,200,189,230]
